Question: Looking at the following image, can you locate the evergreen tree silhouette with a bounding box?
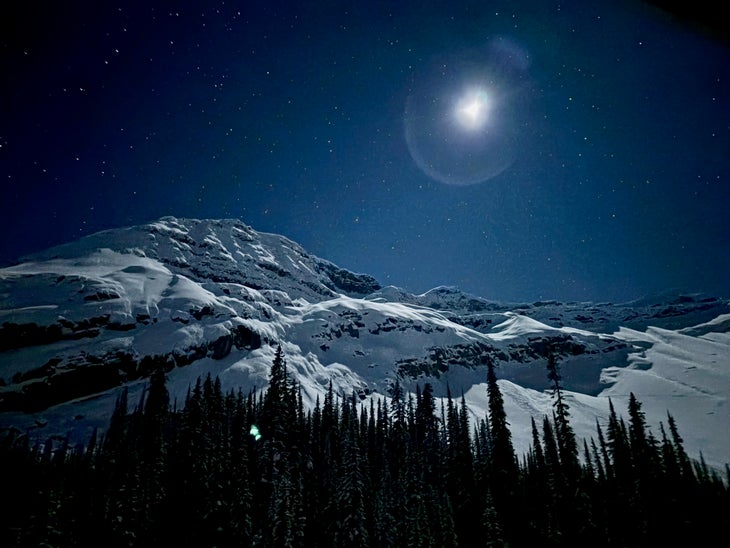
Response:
[484,358,518,540]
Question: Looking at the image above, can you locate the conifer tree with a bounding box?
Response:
[606,398,644,544]
[481,489,505,548]
[262,345,295,452]
[667,411,693,479]
[595,418,613,481]
[546,353,579,480]
[590,438,606,483]
[541,415,562,540]
[530,416,546,474]
[486,359,516,477]
[402,448,431,547]
[139,369,170,543]
[436,490,458,548]
[104,386,129,456]
[606,398,632,479]
[268,468,305,547]
[485,358,518,539]
[370,397,397,546]
[442,391,476,539]
[415,382,440,476]
[335,406,369,547]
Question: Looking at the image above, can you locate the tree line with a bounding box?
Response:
[1,346,728,546]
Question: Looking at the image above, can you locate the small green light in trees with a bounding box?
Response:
[249,424,262,441]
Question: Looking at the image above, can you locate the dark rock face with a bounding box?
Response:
[2,364,123,413]
[232,324,263,350]
[0,322,67,351]
[0,317,111,351]
[396,342,494,379]
[0,319,264,413]
[318,262,381,295]
[388,332,629,395]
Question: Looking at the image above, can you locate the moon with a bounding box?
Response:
[403,39,532,186]
[455,89,491,131]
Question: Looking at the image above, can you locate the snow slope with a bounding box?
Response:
[0,217,728,471]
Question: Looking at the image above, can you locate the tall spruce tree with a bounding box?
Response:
[486,359,516,476]
[415,382,440,476]
[335,403,369,547]
[262,345,296,451]
[546,353,579,480]
[485,358,518,539]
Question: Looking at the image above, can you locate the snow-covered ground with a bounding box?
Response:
[0,217,727,472]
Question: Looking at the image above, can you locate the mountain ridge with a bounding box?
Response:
[1,216,728,471]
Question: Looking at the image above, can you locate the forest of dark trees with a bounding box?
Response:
[1,346,728,546]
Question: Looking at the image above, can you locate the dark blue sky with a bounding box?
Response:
[2,1,728,302]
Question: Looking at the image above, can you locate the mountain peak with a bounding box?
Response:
[1,217,728,472]
[23,216,381,301]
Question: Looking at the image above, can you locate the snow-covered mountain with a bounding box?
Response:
[1,217,728,471]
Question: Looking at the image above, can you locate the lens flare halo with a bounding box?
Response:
[404,39,532,186]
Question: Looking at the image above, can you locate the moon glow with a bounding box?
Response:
[455,89,491,131]
[404,39,532,186]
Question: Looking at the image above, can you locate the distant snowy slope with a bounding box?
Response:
[0,216,728,471]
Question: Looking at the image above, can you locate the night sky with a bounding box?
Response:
[2,1,729,303]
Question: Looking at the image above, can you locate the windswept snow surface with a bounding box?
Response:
[599,325,730,470]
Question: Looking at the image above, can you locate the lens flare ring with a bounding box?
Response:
[404,39,532,186]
